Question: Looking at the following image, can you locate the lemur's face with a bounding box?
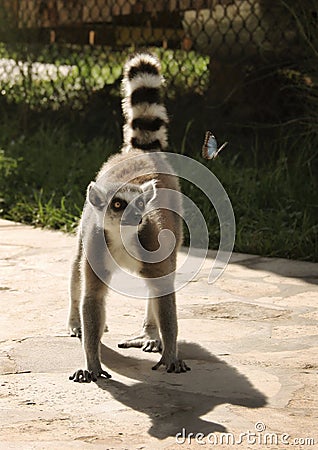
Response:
[87,180,156,229]
[107,190,145,227]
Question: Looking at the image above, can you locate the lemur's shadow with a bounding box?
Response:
[97,342,267,439]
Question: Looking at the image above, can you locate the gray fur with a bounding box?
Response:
[68,53,190,382]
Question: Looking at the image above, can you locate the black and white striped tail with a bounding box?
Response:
[122,53,168,152]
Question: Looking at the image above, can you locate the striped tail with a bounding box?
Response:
[121,53,169,152]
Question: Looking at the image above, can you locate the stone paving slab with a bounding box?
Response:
[0,218,317,449]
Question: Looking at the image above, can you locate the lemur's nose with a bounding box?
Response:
[134,211,143,224]
[121,207,143,226]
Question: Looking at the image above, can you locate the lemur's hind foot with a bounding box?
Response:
[118,333,162,353]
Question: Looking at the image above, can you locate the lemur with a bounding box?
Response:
[68,53,190,382]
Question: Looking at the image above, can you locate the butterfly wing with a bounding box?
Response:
[202,131,228,160]
[202,131,217,159]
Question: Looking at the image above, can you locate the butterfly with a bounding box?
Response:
[202,131,228,160]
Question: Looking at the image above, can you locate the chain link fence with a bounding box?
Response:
[0,0,313,109]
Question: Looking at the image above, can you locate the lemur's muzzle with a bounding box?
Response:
[121,209,143,226]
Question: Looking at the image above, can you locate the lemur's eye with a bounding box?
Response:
[138,200,144,209]
[111,198,127,211]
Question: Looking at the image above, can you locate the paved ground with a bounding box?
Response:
[0,218,317,449]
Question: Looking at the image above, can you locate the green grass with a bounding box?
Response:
[0,43,317,262]
[0,100,317,261]
[180,129,317,261]
[0,43,209,109]
[0,119,115,232]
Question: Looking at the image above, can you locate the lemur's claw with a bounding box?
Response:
[152,356,190,373]
[69,369,111,382]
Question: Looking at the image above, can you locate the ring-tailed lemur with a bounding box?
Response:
[68,52,190,382]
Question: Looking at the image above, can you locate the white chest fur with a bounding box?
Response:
[107,225,142,273]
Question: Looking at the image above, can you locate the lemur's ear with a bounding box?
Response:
[141,179,157,204]
[87,182,107,209]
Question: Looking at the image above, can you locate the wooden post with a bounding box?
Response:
[50,29,56,43]
[89,30,95,45]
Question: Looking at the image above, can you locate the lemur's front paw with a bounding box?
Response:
[69,368,111,383]
[69,324,108,338]
[68,316,82,338]
[152,355,191,373]
[69,326,82,338]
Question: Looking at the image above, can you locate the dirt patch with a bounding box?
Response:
[189,301,290,321]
